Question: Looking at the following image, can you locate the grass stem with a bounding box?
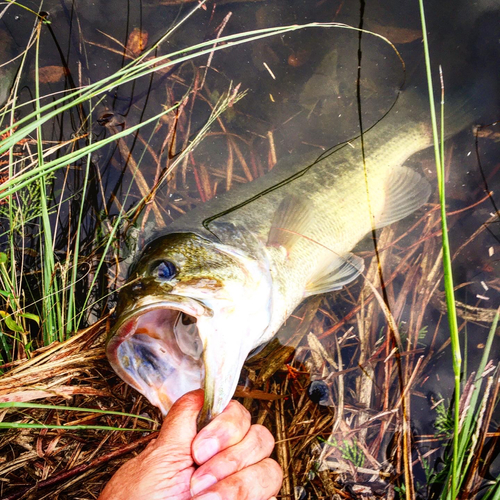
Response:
[418,1,462,496]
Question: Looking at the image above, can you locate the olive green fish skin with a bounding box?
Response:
[108,90,468,422]
[164,93,433,332]
[128,233,239,295]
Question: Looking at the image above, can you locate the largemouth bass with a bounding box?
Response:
[106,90,456,426]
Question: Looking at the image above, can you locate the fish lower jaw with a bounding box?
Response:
[107,302,207,415]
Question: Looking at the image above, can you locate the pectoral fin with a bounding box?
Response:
[375,166,431,229]
[305,253,364,297]
[267,195,313,254]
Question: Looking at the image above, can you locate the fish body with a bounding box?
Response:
[0,30,18,107]
[107,90,441,425]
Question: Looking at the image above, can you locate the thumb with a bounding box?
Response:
[155,389,204,450]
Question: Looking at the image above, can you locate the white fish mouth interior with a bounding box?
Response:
[115,308,204,411]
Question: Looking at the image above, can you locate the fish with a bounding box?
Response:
[0,30,18,108]
[106,89,464,427]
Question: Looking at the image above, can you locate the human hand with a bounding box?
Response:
[98,389,282,500]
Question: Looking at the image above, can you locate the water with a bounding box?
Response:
[0,0,499,498]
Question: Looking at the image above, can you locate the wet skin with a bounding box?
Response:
[98,390,282,500]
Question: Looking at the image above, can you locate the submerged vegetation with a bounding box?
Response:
[0,0,498,499]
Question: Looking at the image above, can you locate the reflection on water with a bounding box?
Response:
[1,0,499,498]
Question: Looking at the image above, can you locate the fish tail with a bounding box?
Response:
[397,80,484,142]
[441,82,486,139]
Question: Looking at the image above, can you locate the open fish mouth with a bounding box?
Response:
[106,296,212,415]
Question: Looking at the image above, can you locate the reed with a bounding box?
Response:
[419,1,499,498]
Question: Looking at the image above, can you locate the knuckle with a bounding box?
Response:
[253,459,283,497]
[203,404,249,444]
[224,448,244,470]
[225,416,245,438]
[250,425,275,454]
[214,460,283,500]
[228,400,251,422]
[216,475,247,500]
[253,424,274,443]
[262,458,283,485]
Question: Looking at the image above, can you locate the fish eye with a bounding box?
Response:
[154,260,177,280]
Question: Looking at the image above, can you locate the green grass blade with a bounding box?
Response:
[65,113,93,335]
[418,1,461,496]
[0,401,156,422]
[454,310,500,491]
[482,476,500,500]
[0,422,153,432]
[34,21,62,343]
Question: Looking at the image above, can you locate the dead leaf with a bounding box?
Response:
[234,386,285,401]
[127,28,148,57]
[0,386,110,403]
[368,22,422,44]
[37,65,67,84]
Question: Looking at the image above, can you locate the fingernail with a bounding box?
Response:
[193,493,221,500]
[190,474,217,496]
[194,438,219,463]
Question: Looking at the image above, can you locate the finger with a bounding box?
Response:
[191,458,283,500]
[190,425,274,496]
[192,400,251,464]
[156,389,204,449]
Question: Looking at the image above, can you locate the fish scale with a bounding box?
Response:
[166,96,432,316]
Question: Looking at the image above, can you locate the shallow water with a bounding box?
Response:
[1,0,499,497]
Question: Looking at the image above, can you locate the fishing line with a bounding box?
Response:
[200,26,407,236]
[353,3,391,317]
[200,98,406,237]
[474,125,500,246]
[354,1,413,496]
[354,1,394,344]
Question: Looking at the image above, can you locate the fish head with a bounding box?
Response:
[107,231,273,425]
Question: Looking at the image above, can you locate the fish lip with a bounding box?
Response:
[106,295,212,401]
[108,295,212,342]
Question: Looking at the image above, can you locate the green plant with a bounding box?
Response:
[419,2,500,498]
[341,439,365,468]
[418,0,462,493]
[0,401,155,432]
[431,395,453,438]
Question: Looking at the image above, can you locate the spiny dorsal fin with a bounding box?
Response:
[375,166,431,229]
[305,253,364,297]
[267,195,313,254]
